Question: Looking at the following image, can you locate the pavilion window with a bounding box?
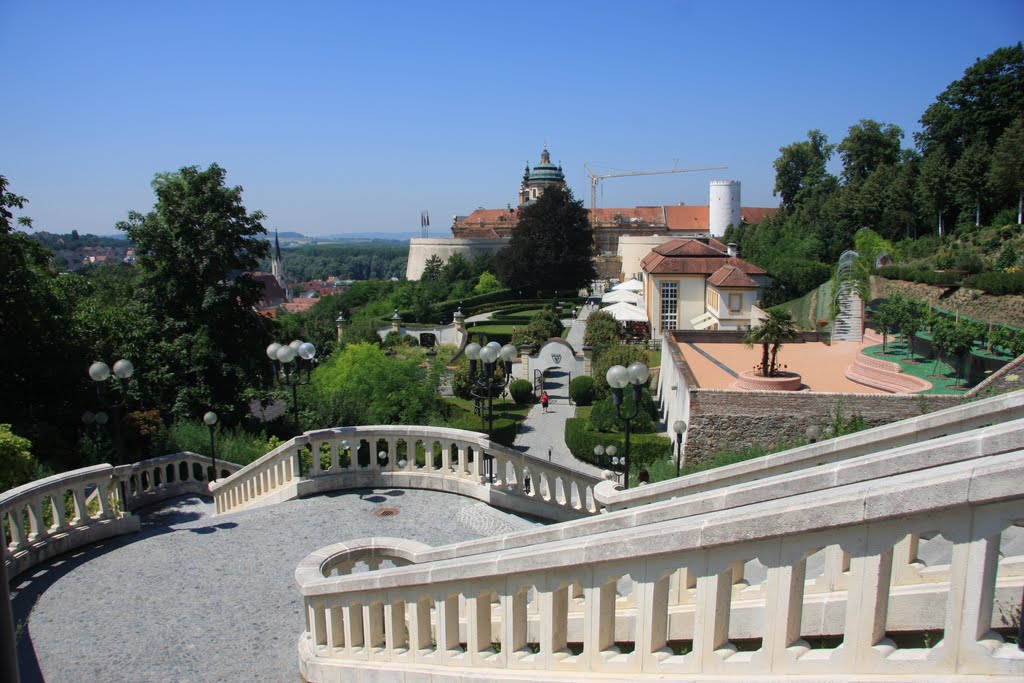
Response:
[660,281,678,331]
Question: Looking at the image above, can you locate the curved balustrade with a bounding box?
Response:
[211,426,600,522]
[2,451,230,580]
[297,449,1024,681]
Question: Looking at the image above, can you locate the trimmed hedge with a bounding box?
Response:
[568,376,596,406]
[875,266,965,286]
[509,379,534,405]
[962,270,1024,295]
[565,417,672,470]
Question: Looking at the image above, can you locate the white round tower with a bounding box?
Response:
[709,180,741,238]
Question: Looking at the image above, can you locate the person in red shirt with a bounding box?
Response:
[540,391,550,413]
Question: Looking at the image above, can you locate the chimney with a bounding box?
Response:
[727,243,739,258]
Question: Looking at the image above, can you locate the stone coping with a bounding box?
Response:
[1,464,112,505]
[597,389,1023,510]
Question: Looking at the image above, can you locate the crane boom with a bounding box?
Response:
[584,163,728,210]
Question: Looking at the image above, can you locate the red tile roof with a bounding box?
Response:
[457,205,775,232]
[640,238,766,276]
[707,265,759,288]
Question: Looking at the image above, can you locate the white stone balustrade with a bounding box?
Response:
[2,451,232,581]
[296,449,1024,681]
[599,389,1024,511]
[211,426,600,521]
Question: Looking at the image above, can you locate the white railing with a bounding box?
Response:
[211,426,601,522]
[2,451,232,580]
[602,388,1024,511]
[296,448,1024,680]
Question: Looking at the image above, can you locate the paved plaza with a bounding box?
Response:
[11,490,538,682]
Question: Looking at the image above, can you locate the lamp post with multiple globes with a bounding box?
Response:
[464,340,518,437]
[266,340,317,435]
[86,359,134,464]
[604,362,649,490]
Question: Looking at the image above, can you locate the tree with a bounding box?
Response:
[583,310,622,358]
[421,254,444,281]
[511,307,564,348]
[118,164,273,423]
[916,146,954,236]
[744,310,798,377]
[473,271,502,295]
[837,120,904,186]
[872,297,902,352]
[772,130,837,210]
[0,424,36,492]
[951,139,990,228]
[931,318,976,387]
[495,187,596,294]
[988,116,1024,224]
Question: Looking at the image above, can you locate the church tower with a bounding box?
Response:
[518,147,566,205]
[271,231,288,300]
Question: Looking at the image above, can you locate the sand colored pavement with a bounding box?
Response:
[680,339,883,393]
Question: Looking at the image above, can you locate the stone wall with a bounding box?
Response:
[685,389,961,462]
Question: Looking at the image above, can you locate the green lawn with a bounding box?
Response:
[863,341,969,394]
[442,396,531,447]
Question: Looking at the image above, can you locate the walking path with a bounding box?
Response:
[513,306,605,479]
[12,490,537,683]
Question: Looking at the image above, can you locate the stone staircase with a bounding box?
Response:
[845,351,932,393]
[831,284,863,343]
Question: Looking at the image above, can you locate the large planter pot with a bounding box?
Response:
[734,370,803,391]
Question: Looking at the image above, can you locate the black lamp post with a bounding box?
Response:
[605,362,649,490]
[465,340,518,437]
[204,411,218,482]
[266,340,317,435]
[87,359,134,464]
[673,420,688,477]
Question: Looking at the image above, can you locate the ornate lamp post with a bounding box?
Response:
[204,411,218,482]
[464,340,518,437]
[805,425,821,444]
[87,359,134,464]
[673,419,688,477]
[605,361,649,490]
[266,340,317,435]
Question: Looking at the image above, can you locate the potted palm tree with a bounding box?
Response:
[737,310,802,390]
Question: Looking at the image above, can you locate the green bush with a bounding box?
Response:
[568,376,596,406]
[564,417,671,471]
[166,421,272,466]
[588,389,657,433]
[0,424,36,493]
[962,270,1024,295]
[875,265,965,286]
[509,379,534,405]
[592,344,650,398]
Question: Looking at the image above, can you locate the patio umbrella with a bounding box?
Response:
[601,301,649,322]
[612,278,643,292]
[601,289,644,306]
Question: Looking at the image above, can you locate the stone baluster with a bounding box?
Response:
[468,588,495,663]
[94,480,113,519]
[25,498,46,541]
[385,599,407,655]
[761,544,809,667]
[692,561,732,670]
[540,582,570,665]
[309,439,324,476]
[423,440,434,472]
[343,602,365,654]
[438,593,463,660]
[669,567,696,606]
[585,574,619,665]
[311,599,328,651]
[5,508,24,551]
[365,601,385,653]
[470,447,482,482]
[409,597,434,659]
[637,568,672,665]
[327,440,339,472]
[841,535,895,669]
[504,586,529,661]
[365,557,383,571]
[70,486,87,526]
[729,559,749,591]
[326,602,345,654]
[817,544,850,593]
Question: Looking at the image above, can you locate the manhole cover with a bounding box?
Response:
[372,507,400,518]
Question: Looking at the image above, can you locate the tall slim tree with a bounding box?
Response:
[773,129,837,211]
[118,164,272,422]
[988,116,1024,224]
[496,186,596,295]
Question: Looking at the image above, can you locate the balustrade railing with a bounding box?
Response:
[297,449,1024,680]
[2,451,230,580]
[210,426,600,521]
[599,388,1024,511]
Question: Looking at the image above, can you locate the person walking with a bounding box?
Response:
[540,390,550,413]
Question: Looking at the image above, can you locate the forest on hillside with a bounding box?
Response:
[269,242,408,281]
[725,43,1024,306]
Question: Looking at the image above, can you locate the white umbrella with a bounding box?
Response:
[601,301,649,323]
[612,278,643,292]
[601,289,644,305]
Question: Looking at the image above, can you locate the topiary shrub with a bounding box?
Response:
[509,379,534,405]
[568,375,596,406]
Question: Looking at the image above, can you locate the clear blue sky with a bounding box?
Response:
[2,1,1022,236]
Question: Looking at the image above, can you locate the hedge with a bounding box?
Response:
[875,265,966,286]
[564,417,672,470]
[509,379,534,404]
[568,376,596,406]
[962,270,1024,295]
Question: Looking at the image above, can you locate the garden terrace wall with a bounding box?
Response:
[684,390,961,463]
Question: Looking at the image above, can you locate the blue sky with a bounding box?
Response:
[2,1,1022,236]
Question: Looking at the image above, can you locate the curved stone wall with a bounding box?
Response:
[405,237,509,280]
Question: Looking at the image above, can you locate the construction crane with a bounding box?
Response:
[584,163,728,210]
